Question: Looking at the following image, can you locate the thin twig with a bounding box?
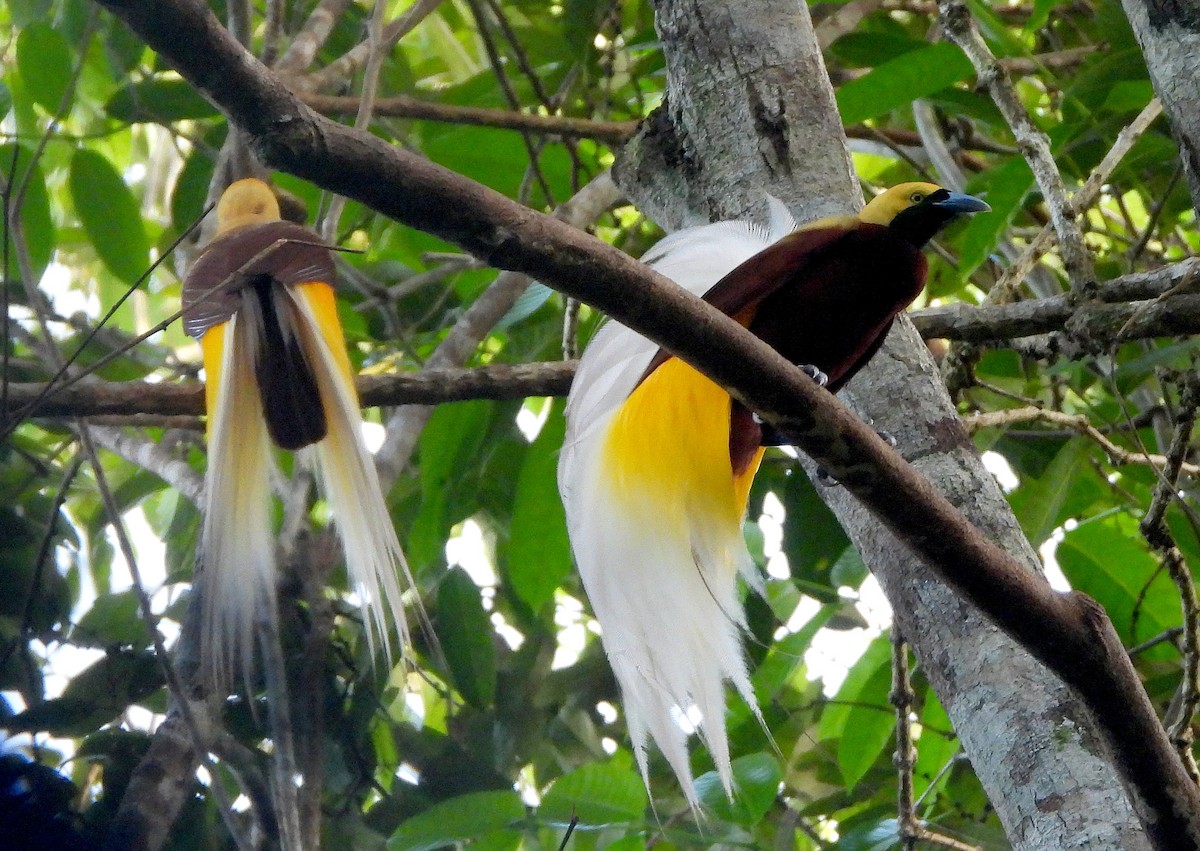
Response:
[1138,374,1200,781]
[964,405,1200,478]
[302,0,445,92]
[321,0,389,240]
[988,99,1163,302]
[275,0,353,74]
[891,631,919,851]
[938,0,1094,290]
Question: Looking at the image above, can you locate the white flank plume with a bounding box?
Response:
[558,199,795,805]
[200,312,278,693]
[285,288,413,663]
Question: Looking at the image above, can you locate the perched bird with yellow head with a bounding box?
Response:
[182,178,411,692]
[557,182,989,805]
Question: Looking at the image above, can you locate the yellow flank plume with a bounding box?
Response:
[293,281,356,389]
[604,357,763,534]
[200,323,227,435]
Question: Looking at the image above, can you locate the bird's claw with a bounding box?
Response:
[799,364,829,387]
[815,466,840,487]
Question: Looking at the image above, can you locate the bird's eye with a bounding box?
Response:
[909,191,925,204]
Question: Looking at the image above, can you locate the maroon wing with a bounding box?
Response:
[183,221,338,450]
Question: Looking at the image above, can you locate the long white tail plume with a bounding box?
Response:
[285,287,413,662]
[559,202,794,805]
[200,313,278,693]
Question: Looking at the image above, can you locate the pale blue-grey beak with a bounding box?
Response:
[933,191,990,214]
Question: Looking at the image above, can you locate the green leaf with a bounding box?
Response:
[16,24,73,113]
[386,790,525,851]
[105,77,220,124]
[818,635,893,789]
[171,146,216,234]
[0,143,55,282]
[694,753,782,826]
[8,0,53,27]
[957,157,1035,281]
[1102,80,1154,113]
[828,33,928,68]
[752,603,836,701]
[1009,437,1089,546]
[539,762,648,824]
[502,404,571,612]
[1057,514,1177,648]
[71,591,151,649]
[913,687,958,804]
[436,567,496,708]
[69,148,151,286]
[409,400,494,568]
[836,42,973,126]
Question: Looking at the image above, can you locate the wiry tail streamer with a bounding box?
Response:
[558,199,795,806]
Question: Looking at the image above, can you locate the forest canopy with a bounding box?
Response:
[1,0,1199,848]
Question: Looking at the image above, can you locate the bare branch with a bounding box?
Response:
[990,99,1164,301]
[1138,374,1200,780]
[300,0,445,92]
[938,0,1094,289]
[963,405,1200,478]
[274,0,352,74]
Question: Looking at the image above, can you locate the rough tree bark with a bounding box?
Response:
[1119,0,1200,215]
[614,0,1151,848]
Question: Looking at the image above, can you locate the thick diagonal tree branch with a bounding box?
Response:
[89,1,1200,846]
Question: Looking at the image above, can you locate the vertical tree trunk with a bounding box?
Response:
[614,1,1151,847]
[1119,0,1200,215]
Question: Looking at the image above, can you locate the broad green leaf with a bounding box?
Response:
[818,635,894,789]
[539,762,648,824]
[69,148,151,286]
[694,752,782,826]
[0,143,55,282]
[496,282,553,330]
[386,790,525,851]
[106,78,220,123]
[409,400,494,567]
[965,0,1033,56]
[8,0,53,27]
[914,687,958,803]
[828,33,928,67]
[502,404,571,612]
[956,157,1035,282]
[781,467,850,587]
[836,43,973,126]
[436,567,496,708]
[752,603,836,701]
[1057,514,1178,649]
[1008,437,1089,546]
[835,817,902,851]
[171,146,216,234]
[71,591,151,649]
[16,24,72,113]
[1102,80,1154,113]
